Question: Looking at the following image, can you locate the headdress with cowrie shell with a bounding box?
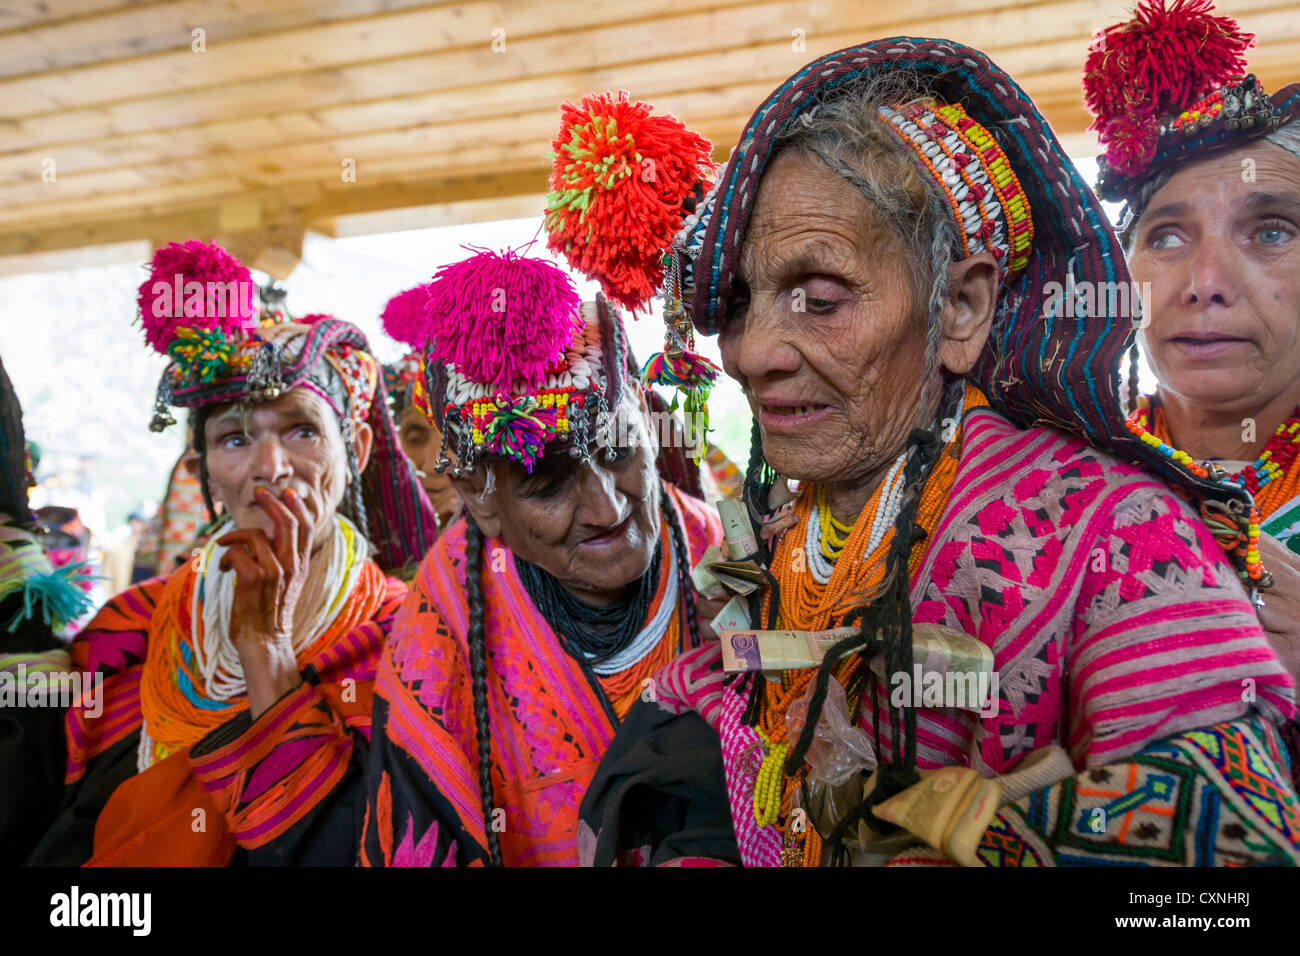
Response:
[415,247,630,476]
[1082,0,1300,222]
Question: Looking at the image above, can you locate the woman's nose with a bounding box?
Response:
[1183,235,1239,309]
[575,461,626,528]
[722,296,802,384]
[250,435,293,486]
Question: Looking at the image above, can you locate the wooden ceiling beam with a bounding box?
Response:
[0,81,775,201]
[8,0,1295,156]
[0,1,451,76]
[1,0,776,115]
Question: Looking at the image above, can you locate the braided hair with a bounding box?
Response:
[462,513,504,866]
[662,483,702,651]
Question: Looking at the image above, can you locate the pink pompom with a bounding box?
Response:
[423,247,582,392]
[380,284,432,349]
[137,240,256,353]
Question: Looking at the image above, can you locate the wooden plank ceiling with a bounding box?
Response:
[3,0,1298,274]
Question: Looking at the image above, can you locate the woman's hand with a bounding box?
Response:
[215,487,313,717]
[1254,533,1300,686]
[692,589,731,642]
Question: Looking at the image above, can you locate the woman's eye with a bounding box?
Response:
[1148,231,1184,251]
[725,282,750,323]
[219,432,246,449]
[1257,224,1293,245]
[798,278,846,315]
[526,480,565,499]
[292,425,319,439]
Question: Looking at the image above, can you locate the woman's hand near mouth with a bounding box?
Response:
[216,486,314,717]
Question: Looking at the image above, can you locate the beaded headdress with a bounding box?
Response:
[678,37,1265,584]
[136,239,436,572]
[416,247,630,476]
[876,101,1034,284]
[1083,0,1300,216]
[544,91,721,457]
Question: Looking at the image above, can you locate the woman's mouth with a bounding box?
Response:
[756,401,832,433]
[1167,333,1250,360]
[579,513,634,550]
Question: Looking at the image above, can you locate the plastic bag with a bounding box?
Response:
[785,676,876,839]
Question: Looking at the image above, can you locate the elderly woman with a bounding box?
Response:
[25,241,436,866]
[359,248,722,866]
[577,39,1300,867]
[1083,1,1300,695]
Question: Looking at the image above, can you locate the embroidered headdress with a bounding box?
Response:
[417,247,632,476]
[137,239,436,572]
[1082,0,1300,220]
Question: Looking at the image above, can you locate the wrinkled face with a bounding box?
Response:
[202,388,352,551]
[718,150,929,484]
[463,389,661,606]
[397,405,458,525]
[1128,142,1300,415]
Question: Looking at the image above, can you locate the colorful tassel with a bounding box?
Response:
[640,349,720,391]
[544,91,716,313]
[166,326,248,383]
[640,350,719,463]
[481,396,560,472]
[423,247,582,393]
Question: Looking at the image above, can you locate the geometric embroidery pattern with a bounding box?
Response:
[977,718,1300,866]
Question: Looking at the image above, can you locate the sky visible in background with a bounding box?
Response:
[0,154,1140,540]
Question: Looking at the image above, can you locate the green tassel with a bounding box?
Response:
[6,561,96,633]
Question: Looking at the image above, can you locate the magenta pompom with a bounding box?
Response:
[380,284,432,349]
[423,247,582,392]
[137,240,256,354]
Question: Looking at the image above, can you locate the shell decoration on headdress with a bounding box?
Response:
[418,246,628,475]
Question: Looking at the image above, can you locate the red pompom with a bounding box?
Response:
[544,91,715,313]
[380,284,431,349]
[137,239,256,353]
[1083,0,1254,135]
[1098,109,1163,175]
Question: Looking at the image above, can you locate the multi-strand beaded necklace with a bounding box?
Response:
[748,384,985,865]
[1125,398,1300,585]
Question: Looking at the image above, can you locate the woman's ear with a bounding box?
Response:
[182,449,220,505]
[451,468,503,539]
[936,251,998,375]
[351,420,374,475]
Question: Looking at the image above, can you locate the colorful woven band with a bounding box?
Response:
[879,101,1034,281]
